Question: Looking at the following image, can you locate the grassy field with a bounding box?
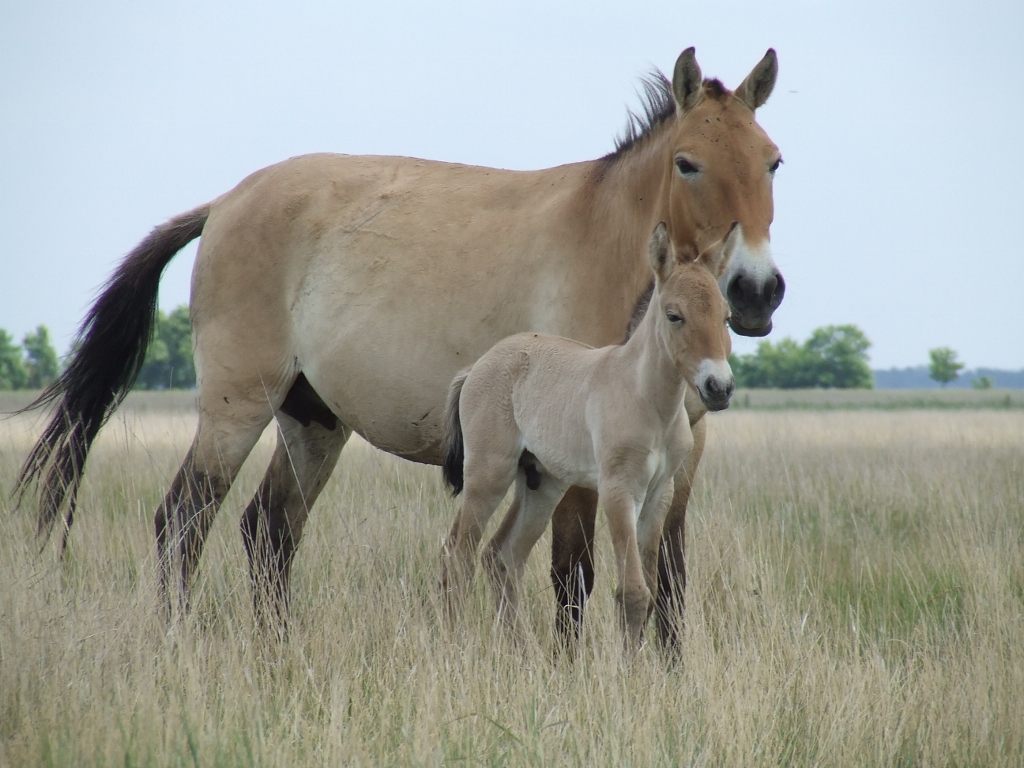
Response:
[730,387,1024,410]
[1,392,1022,765]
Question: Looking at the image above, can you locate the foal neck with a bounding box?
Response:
[617,284,689,417]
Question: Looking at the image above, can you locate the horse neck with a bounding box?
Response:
[616,284,688,420]
[582,129,677,298]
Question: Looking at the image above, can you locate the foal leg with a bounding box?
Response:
[484,473,568,639]
[439,464,517,625]
[549,486,599,652]
[656,415,707,651]
[637,480,675,620]
[599,479,651,654]
[155,400,272,618]
[240,377,350,635]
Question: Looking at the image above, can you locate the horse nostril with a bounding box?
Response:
[726,274,754,311]
[705,378,721,396]
[724,379,735,399]
[730,271,786,314]
[767,271,785,309]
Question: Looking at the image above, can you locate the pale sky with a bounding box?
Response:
[2,0,1022,369]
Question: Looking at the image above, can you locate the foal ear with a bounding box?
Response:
[672,47,703,114]
[700,222,742,277]
[734,49,778,111]
[647,222,672,280]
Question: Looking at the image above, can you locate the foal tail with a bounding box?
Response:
[14,204,211,550]
[441,370,471,496]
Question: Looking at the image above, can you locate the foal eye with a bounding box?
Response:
[667,312,684,324]
[675,157,699,176]
[769,157,783,175]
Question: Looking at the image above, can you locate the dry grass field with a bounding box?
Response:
[1,391,1022,766]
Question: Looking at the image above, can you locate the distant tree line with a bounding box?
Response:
[731,324,874,389]
[874,356,1022,390]
[0,306,196,391]
[0,326,60,390]
[134,306,196,390]
[5,312,1015,393]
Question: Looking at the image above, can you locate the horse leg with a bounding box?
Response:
[439,464,517,626]
[549,486,598,652]
[155,403,272,618]
[484,472,568,640]
[240,378,350,635]
[599,480,651,655]
[656,415,707,650]
[636,479,675,623]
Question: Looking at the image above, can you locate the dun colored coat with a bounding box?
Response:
[440,223,736,650]
[17,48,784,647]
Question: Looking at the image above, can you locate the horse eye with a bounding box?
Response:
[769,158,783,175]
[667,312,684,324]
[675,158,699,176]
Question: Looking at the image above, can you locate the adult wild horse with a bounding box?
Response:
[18,48,785,647]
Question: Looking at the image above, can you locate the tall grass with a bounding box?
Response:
[1,395,1021,765]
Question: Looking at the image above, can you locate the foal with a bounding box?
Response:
[440,222,737,649]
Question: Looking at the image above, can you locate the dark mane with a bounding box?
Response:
[704,78,727,99]
[602,75,730,163]
[603,71,676,162]
[624,278,655,342]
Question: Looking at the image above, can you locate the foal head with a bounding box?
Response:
[647,222,736,411]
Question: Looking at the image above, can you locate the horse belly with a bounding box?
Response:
[297,326,455,463]
[292,275,526,464]
[514,373,600,489]
[197,153,634,463]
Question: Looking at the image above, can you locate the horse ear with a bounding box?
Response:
[700,222,742,277]
[672,47,703,114]
[647,222,672,280]
[734,49,778,111]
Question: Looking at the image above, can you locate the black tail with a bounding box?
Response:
[14,205,211,549]
[441,371,470,496]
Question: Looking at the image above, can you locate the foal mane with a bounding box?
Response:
[624,278,655,343]
[603,73,729,163]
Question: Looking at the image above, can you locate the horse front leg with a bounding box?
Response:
[549,486,598,654]
[656,415,707,651]
[598,480,652,655]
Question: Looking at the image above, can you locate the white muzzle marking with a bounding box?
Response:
[718,236,777,296]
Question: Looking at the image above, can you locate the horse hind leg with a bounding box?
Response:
[484,469,568,642]
[549,486,599,654]
[439,460,518,627]
[240,373,350,636]
[155,398,274,619]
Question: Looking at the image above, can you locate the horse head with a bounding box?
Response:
[659,48,785,337]
[647,222,736,411]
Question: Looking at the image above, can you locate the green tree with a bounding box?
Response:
[0,330,27,390]
[928,347,963,387]
[22,325,59,389]
[972,375,993,390]
[162,306,196,389]
[732,337,818,388]
[732,324,873,389]
[804,324,873,389]
[136,306,196,390]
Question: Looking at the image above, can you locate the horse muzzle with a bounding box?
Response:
[725,269,785,338]
[697,370,735,412]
